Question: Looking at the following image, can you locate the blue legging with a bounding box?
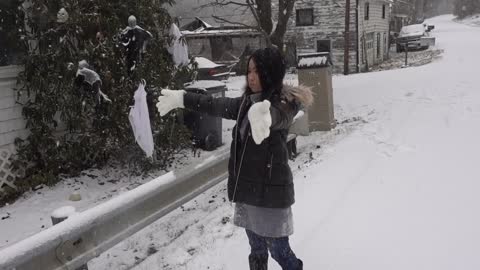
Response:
[246,229,302,270]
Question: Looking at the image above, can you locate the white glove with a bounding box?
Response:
[248,100,272,145]
[156,89,186,116]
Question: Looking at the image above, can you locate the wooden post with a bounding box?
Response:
[51,206,89,270]
[404,41,409,67]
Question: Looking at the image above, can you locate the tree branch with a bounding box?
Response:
[254,0,273,34]
[245,0,272,45]
[198,0,250,9]
[271,0,295,48]
[211,15,259,30]
[246,0,261,27]
[197,0,274,46]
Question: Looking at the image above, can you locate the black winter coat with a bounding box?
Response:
[184,86,305,208]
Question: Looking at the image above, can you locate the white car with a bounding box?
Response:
[396,24,435,52]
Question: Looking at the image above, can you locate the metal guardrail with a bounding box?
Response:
[0,148,230,270]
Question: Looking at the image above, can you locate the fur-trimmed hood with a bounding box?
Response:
[281,84,314,108]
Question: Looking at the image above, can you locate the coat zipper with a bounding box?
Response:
[267,154,274,180]
[232,132,249,202]
[233,96,246,176]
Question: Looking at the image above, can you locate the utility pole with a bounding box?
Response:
[344,0,351,75]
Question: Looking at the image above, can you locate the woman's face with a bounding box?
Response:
[247,59,262,93]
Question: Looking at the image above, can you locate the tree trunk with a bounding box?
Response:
[415,0,425,22]
[270,0,295,50]
[255,0,273,34]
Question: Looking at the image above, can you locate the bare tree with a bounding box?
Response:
[414,0,425,22]
[200,0,296,49]
[454,0,480,18]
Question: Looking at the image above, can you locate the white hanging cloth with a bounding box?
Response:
[129,80,154,157]
[167,23,189,67]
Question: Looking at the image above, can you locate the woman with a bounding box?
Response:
[157,47,312,270]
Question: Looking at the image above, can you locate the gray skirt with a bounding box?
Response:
[233,203,294,238]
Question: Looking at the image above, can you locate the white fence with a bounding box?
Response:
[0,66,26,192]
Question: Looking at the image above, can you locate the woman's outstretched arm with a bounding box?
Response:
[183,92,244,120]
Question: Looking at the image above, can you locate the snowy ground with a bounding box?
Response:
[2,14,480,270]
[455,14,480,27]
[371,47,443,72]
[126,15,480,270]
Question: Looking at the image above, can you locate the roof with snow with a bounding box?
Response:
[193,57,223,69]
[180,17,213,32]
[180,18,262,38]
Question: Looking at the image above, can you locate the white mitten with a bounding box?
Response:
[156,89,186,116]
[248,100,272,144]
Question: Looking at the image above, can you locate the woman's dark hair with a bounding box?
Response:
[246,47,286,100]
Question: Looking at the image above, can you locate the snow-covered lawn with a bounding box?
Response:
[371,47,444,72]
[456,14,480,27]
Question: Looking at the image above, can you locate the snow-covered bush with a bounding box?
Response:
[3,0,195,201]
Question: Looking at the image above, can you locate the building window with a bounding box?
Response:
[316,39,332,53]
[384,33,388,55]
[296,8,314,26]
[316,39,332,63]
[365,2,370,20]
[382,4,386,19]
[361,37,365,64]
[377,33,381,58]
[366,32,374,50]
